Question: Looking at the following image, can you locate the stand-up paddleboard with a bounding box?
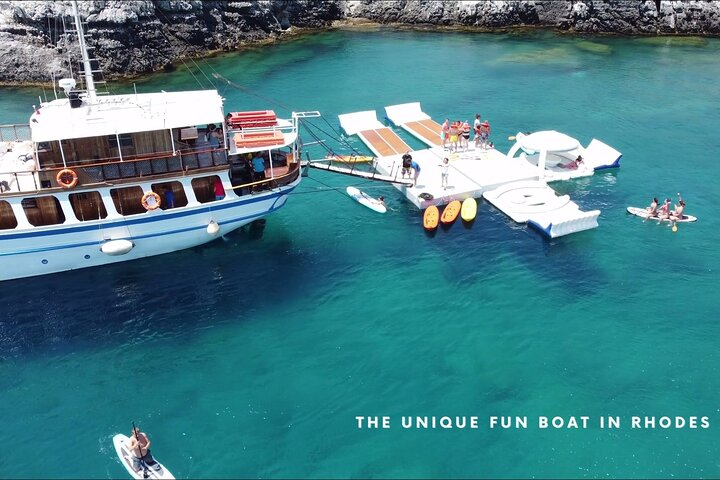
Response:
[461,198,477,222]
[424,205,439,230]
[113,434,175,480]
[440,200,461,224]
[346,186,386,213]
[627,206,697,223]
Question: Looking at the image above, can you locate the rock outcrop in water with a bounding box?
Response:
[1,0,719,84]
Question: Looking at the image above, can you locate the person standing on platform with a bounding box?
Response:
[411,159,421,188]
[441,119,450,150]
[440,157,450,190]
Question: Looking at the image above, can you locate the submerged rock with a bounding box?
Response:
[0,0,719,84]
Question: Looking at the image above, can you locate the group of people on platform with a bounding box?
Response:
[441,114,492,153]
[646,193,686,222]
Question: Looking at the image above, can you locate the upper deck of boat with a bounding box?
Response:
[30,90,225,142]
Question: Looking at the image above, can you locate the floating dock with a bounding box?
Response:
[336,103,621,238]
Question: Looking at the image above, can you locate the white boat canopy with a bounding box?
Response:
[506,130,581,179]
[29,90,225,142]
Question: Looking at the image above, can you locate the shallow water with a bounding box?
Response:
[1,29,719,478]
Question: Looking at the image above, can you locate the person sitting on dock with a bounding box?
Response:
[401,151,413,179]
[645,197,659,218]
[411,160,421,187]
[441,119,450,150]
[559,155,583,170]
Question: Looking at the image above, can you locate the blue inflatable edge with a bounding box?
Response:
[593,154,622,171]
[528,220,552,238]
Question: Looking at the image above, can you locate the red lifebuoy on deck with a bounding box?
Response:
[56,168,78,189]
[141,191,161,211]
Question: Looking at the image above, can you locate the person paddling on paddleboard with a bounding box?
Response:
[128,425,161,473]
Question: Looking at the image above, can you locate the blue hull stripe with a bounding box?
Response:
[0,190,294,256]
[0,185,295,241]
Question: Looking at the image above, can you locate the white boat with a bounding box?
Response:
[0,1,319,281]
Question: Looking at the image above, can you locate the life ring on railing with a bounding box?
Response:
[56,168,78,189]
[141,191,161,211]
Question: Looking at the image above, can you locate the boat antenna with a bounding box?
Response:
[70,0,96,103]
[131,422,150,479]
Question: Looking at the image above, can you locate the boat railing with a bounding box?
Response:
[0,124,31,142]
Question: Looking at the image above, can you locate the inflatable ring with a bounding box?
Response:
[56,168,78,189]
[141,191,161,211]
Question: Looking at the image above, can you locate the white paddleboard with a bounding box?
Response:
[627,206,697,223]
[346,186,386,213]
[113,434,175,480]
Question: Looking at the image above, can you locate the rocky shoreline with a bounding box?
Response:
[1,0,719,85]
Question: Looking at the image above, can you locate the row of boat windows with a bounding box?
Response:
[0,175,224,230]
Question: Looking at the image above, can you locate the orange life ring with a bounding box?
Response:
[141,191,161,211]
[56,168,78,189]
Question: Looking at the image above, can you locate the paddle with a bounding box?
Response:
[132,422,150,479]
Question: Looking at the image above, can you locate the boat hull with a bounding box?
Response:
[0,180,298,281]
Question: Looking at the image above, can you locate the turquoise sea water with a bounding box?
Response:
[1,29,719,478]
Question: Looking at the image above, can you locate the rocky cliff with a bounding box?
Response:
[1,0,719,84]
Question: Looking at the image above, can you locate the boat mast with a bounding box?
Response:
[71,0,96,103]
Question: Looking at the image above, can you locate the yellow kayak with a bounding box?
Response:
[326,154,374,163]
[461,198,477,222]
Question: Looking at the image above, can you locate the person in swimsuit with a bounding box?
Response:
[448,121,459,152]
[670,194,685,222]
[656,198,672,221]
[461,121,471,151]
[441,119,450,150]
[473,114,482,148]
[646,197,659,218]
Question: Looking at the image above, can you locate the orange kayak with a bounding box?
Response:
[423,205,439,230]
[440,200,461,224]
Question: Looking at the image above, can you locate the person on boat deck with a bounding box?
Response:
[646,197,659,217]
[128,426,161,472]
[164,187,175,209]
[214,176,226,200]
[374,195,385,207]
[401,151,413,179]
[411,160,421,187]
[441,119,450,149]
[440,157,450,190]
[252,153,266,184]
[656,198,672,221]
